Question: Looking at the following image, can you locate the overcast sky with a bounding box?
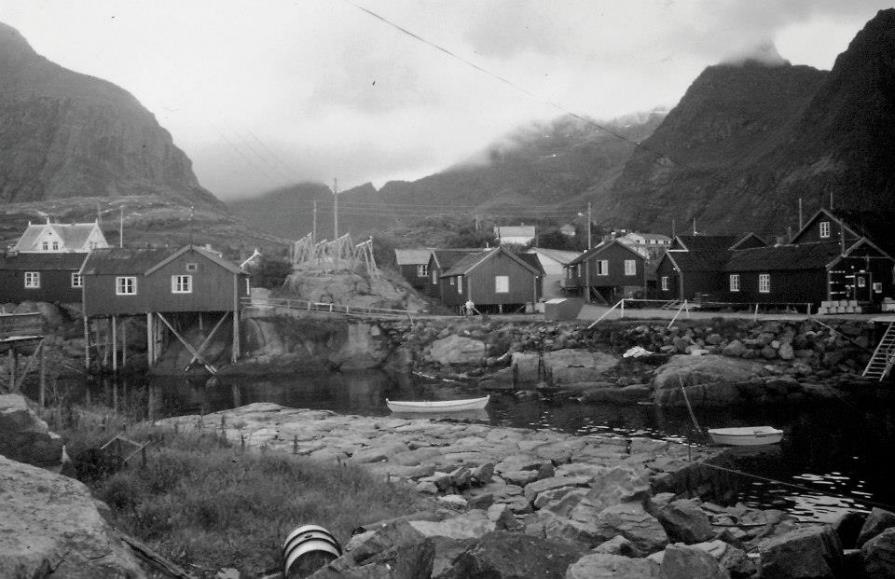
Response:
[1,1,892,199]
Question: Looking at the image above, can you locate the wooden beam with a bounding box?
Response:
[146,313,154,367]
[13,340,44,393]
[112,315,118,373]
[156,313,217,375]
[186,313,229,370]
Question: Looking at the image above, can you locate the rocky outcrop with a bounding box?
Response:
[0,455,146,578]
[0,393,65,469]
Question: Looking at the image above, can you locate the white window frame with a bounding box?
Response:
[624,260,636,276]
[457,276,463,294]
[495,275,509,293]
[661,276,669,291]
[729,274,740,292]
[186,262,198,272]
[758,273,771,294]
[873,282,883,294]
[41,241,49,251]
[116,276,137,295]
[819,221,831,239]
[431,269,438,284]
[71,273,83,288]
[576,264,581,277]
[416,264,428,278]
[172,274,193,294]
[52,241,59,250]
[596,260,609,276]
[24,271,40,288]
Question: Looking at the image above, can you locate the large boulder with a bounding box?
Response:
[0,455,146,578]
[657,499,715,544]
[660,543,729,579]
[565,552,660,578]
[0,393,65,469]
[511,352,541,385]
[652,355,768,406]
[759,525,843,579]
[426,335,486,366]
[443,531,585,578]
[591,502,669,556]
[857,508,895,547]
[862,527,895,579]
[542,349,619,385]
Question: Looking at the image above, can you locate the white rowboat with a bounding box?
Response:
[708,426,783,446]
[386,395,490,413]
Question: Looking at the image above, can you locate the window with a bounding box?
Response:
[661,276,669,291]
[52,241,59,250]
[172,275,192,293]
[873,282,883,294]
[449,278,454,286]
[41,241,49,251]
[729,274,740,292]
[857,277,867,288]
[624,260,636,276]
[71,273,83,288]
[116,276,137,295]
[819,221,831,238]
[416,264,428,277]
[576,264,581,277]
[24,272,40,288]
[432,270,438,285]
[495,275,509,293]
[758,273,771,294]
[457,276,463,294]
[596,260,609,276]
[186,263,198,272]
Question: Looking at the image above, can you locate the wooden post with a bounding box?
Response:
[111,315,118,373]
[232,274,240,363]
[146,313,154,367]
[84,315,90,370]
[39,344,46,407]
[122,320,127,368]
[8,348,15,387]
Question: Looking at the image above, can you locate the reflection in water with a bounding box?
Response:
[25,371,895,523]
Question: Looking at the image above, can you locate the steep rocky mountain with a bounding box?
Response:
[603,8,895,243]
[230,112,665,240]
[0,22,221,209]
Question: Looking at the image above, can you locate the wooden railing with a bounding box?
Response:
[241,297,418,320]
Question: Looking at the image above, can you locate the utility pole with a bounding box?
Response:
[313,200,318,243]
[799,197,803,230]
[333,178,339,239]
[119,206,124,248]
[585,201,592,303]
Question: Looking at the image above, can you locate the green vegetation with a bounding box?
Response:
[44,406,431,577]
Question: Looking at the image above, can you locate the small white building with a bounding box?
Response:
[525,247,581,298]
[12,219,109,253]
[495,225,536,246]
[618,232,671,259]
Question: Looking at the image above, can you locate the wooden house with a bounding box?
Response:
[394,249,432,290]
[525,248,580,299]
[655,249,729,301]
[439,247,542,313]
[790,208,862,247]
[564,240,646,303]
[0,252,87,304]
[426,249,482,298]
[80,245,249,369]
[12,219,109,253]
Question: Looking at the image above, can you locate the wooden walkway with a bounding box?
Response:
[241,297,421,321]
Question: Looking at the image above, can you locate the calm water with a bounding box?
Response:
[29,370,895,523]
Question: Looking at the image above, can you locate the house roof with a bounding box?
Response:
[0,252,88,270]
[724,243,843,272]
[567,239,642,266]
[430,248,482,270]
[516,252,545,275]
[663,249,730,273]
[394,249,432,266]
[13,221,104,252]
[442,247,541,277]
[80,247,179,275]
[146,245,244,276]
[730,232,767,250]
[526,248,580,265]
[673,235,739,252]
[791,208,861,243]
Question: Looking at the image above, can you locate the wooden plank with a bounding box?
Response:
[156,313,218,375]
[186,313,229,370]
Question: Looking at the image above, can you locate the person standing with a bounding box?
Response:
[465,299,475,317]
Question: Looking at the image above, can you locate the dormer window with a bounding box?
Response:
[42,241,49,251]
[819,221,831,238]
[52,241,59,250]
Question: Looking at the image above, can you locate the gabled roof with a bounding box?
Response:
[0,252,88,270]
[442,247,541,277]
[663,249,730,273]
[730,232,767,250]
[790,208,861,244]
[526,247,580,265]
[430,248,482,270]
[146,245,244,275]
[672,235,739,252]
[724,243,842,272]
[13,221,106,252]
[516,252,545,275]
[80,247,179,275]
[567,239,643,266]
[394,248,432,266]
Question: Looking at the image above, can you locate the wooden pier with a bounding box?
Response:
[0,312,47,402]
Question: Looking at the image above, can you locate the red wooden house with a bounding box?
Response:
[439,247,543,314]
[394,249,432,290]
[425,249,482,298]
[564,239,646,303]
[0,252,87,304]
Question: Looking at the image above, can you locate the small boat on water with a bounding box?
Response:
[708,426,784,446]
[386,395,490,413]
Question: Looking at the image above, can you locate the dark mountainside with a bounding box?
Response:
[230,113,665,240]
[604,8,895,245]
[0,22,221,209]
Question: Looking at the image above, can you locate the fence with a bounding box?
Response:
[586,298,814,328]
[241,297,416,321]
